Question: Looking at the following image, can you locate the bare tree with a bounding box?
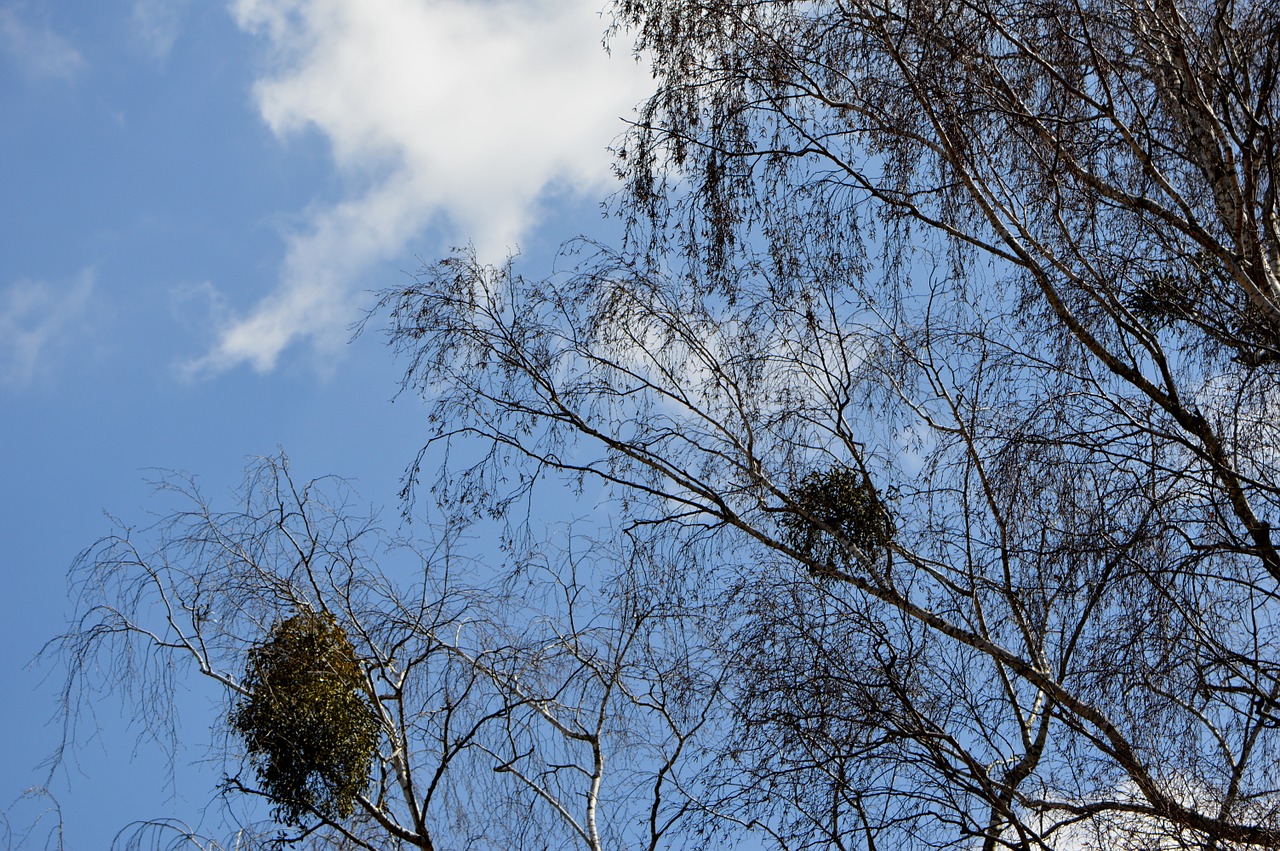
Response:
[46,455,720,850]
[377,0,1280,848]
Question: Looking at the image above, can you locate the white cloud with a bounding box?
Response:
[0,6,84,79]
[0,271,94,388]
[132,0,190,59]
[202,0,651,373]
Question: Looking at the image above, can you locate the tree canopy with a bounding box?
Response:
[48,0,1280,849]
[382,0,1280,846]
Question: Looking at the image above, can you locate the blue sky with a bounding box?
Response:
[1,1,648,844]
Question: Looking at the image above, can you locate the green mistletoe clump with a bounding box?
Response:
[782,465,894,576]
[231,611,380,826]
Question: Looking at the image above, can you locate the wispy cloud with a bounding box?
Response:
[0,6,85,79]
[198,0,650,374]
[0,271,95,388]
[131,0,190,59]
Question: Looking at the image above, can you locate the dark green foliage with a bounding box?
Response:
[231,611,380,827]
[781,466,894,576]
[1127,269,1201,329]
[1128,255,1280,363]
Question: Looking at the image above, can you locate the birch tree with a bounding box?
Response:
[50,455,718,849]
[378,0,1280,848]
